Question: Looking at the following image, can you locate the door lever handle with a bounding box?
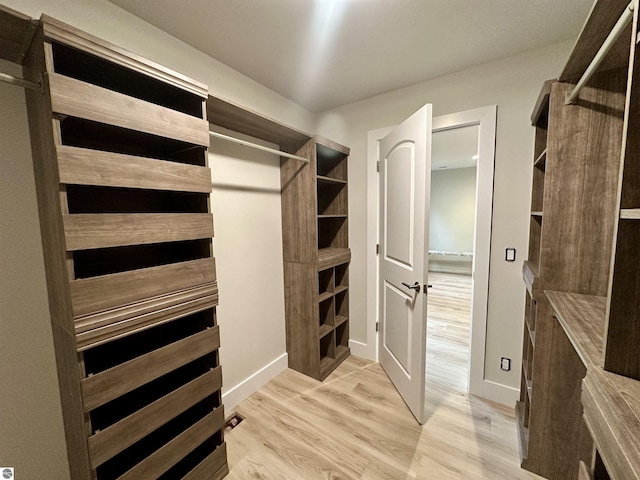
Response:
[402,281,421,292]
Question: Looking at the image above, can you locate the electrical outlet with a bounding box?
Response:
[500,357,511,371]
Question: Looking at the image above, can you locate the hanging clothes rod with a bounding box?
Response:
[0,72,42,92]
[209,130,310,164]
[566,1,634,104]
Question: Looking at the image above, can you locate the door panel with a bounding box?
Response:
[383,281,412,373]
[378,104,432,424]
[385,142,415,267]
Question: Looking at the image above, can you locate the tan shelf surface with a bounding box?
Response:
[545,291,605,369]
[318,247,351,271]
[318,291,333,303]
[583,367,640,480]
[620,208,640,219]
[522,260,540,296]
[317,175,347,185]
[319,324,333,339]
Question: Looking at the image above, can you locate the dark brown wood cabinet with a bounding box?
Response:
[518,1,640,479]
[1,8,228,479]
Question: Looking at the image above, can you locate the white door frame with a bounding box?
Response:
[364,105,497,399]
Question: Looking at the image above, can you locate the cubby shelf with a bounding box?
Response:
[281,136,351,381]
[519,2,640,479]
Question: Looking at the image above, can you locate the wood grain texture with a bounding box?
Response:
[280,139,317,263]
[605,219,640,378]
[82,326,220,411]
[23,26,92,479]
[318,247,351,270]
[560,0,632,81]
[75,284,218,350]
[524,295,586,480]
[224,352,544,480]
[531,80,552,126]
[283,261,320,379]
[544,291,606,368]
[183,444,229,480]
[57,145,212,193]
[70,257,216,317]
[620,47,640,208]
[207,95,310,152]
[118,409,225,480]
[49,73,209,146]
[0,4,36,64]
[542,72,625,295]
[63,213,213,251]
[582,367,640,479]
[315,135,351,155]
[41,15,207,98]
[88,367,222,468]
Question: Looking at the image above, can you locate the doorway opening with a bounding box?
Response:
[366,105,496,402]
[427,124,479,393]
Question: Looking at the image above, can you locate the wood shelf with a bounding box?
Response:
[559,0,632,82]
[530,211,543,218]
[583,367,640,480]
[317,175,347,185]
[545,292,606,369]
[620,208,640,219]
[318,247,351,271]
[318,214,347,219]
[0,4,36,64]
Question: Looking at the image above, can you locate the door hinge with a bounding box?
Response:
[376,322,379,333]
[376,160,380,172]
[423,284,432,294]
[376,244,380,255]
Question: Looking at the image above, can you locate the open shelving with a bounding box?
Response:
[281,135,351,381]
[12,12,228,479]
[518,1,640,479]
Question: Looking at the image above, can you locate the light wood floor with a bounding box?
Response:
[224,273,541,479]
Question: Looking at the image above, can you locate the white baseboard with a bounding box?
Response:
[349,339,375,361]
[222,352,288,412]
[474,379,519,407]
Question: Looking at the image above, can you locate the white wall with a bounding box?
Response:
[430,167,477,253]
[0,1,315,477]
[0,59,71,479]
[315,40,574,395]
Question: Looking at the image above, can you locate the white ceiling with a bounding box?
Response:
[108,0,593,112]
[432,124,479,171]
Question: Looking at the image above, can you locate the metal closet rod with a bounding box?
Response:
[209,130,310,164]
[0,72,42,92]
[566,1,634,105]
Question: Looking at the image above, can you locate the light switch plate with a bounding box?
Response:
[505,248,516,262]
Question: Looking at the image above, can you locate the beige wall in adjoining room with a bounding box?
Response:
[430,167,477,254]
[315,39,574,394]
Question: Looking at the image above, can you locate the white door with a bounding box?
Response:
[378,105,432,424]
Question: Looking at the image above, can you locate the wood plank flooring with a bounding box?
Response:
[224,273,541,479]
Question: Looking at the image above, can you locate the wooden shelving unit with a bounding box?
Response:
[2,10,229,479]
[206,88,351,382]
[518,1,640,479]
[281,135,351,381]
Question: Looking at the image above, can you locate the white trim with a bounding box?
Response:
[476,380,519,407]
[221,352,288,411]
[366,127,393,362]
[348,339,373,360]
[366,106,499,402]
